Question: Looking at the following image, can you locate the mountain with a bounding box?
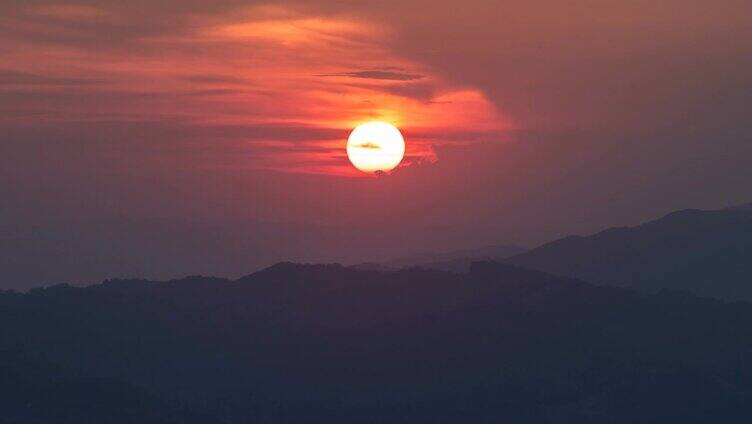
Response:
[2,262,752,422]
[353,244,526,272]
[0,370,218,424]
[509,206,752,300]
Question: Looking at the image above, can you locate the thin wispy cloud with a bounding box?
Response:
[318,70,424,81]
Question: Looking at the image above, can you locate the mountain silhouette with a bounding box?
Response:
[353,244,526,272]
[0,369,220,424]
[2,262,752,422]
[509,205,752,300]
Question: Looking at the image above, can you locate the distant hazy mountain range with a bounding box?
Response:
[509,204,752,300]
[352,244,526,272]
[355,203,752,301]
[3,262,752,422]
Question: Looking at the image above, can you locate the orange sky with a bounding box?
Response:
[0,3,507,176]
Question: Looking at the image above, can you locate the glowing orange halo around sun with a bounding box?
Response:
[346,122,405,174]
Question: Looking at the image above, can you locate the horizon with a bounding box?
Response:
[6,200,750,291]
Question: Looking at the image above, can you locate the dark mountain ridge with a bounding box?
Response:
[3,262,752,422]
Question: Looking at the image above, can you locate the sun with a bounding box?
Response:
[346,121,405,174]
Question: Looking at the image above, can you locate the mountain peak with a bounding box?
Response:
[510,204,752,300]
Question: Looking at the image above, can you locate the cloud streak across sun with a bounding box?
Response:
[0,3,507,176]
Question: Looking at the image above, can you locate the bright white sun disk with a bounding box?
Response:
[346,121,405,173]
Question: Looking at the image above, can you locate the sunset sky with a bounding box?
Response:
[2,0,751,287]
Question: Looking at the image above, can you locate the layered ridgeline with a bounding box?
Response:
[2,262,752,423]
[509,204,752,300]
[352,244,527,273]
